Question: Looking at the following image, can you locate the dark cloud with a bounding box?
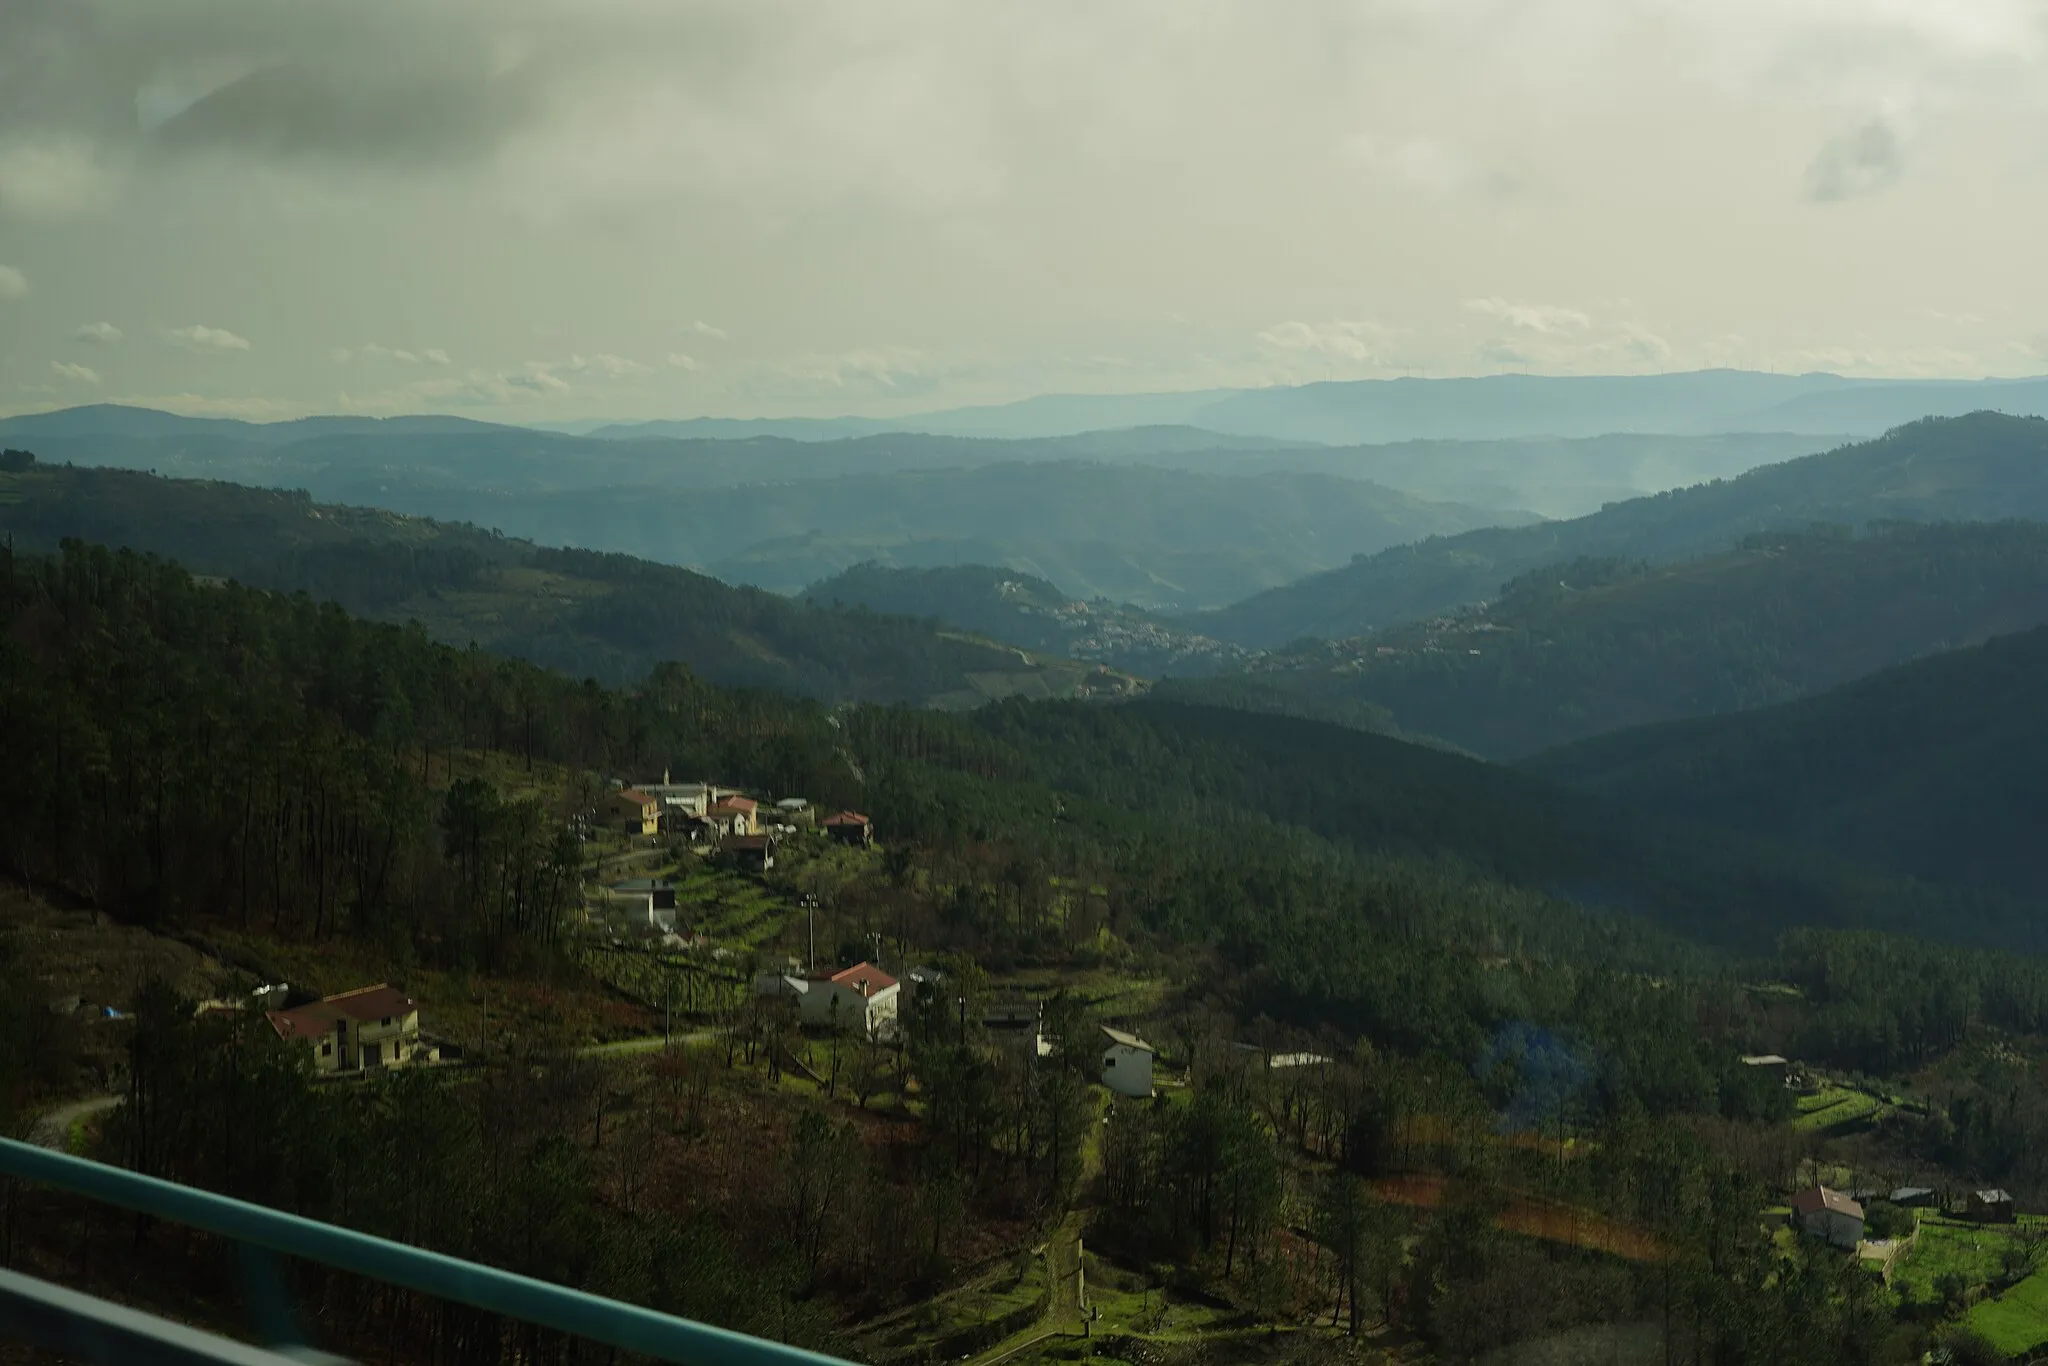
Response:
[0,0,755,168]
[1803,119,1905,202]
[148,60,540,165]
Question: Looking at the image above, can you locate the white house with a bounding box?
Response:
[1789,1185,1865,1250]
[798,962,901,1039]
[1099,1025,1156,1098]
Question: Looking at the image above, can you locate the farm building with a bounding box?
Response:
[1970,1189,2017,1223]
[1788,1186,1865,1250]
[798,962,901,1039]
[1100,1025,1156,1098]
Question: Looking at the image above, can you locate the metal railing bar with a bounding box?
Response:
[0,1265,329,1366]
[0,1138,850,1366]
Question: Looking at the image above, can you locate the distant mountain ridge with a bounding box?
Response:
[13,368,2048,448]
[2,416,1536,611]
[0,403,524,443]
[3,412,1822,524]
[0,458,1129,707]
[1203,412,2048,646]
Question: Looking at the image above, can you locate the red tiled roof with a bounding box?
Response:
[706,799,754,816]
[726,834,775,849]
[614,789,657,807]
[266,1003,342,1040]
[723,796,758,811]
[822,811,871,826]
[827,962,897,995]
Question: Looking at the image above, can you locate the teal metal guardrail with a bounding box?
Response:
[0,1264,333,1366]
[0,1136,850,1366]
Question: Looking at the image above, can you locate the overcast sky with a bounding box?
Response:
[2,0,2046,422]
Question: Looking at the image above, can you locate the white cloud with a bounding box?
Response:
[780,346,934,391]
[566,352,650,377]
[50,361,101,384]
[1255,320,1390,362]
[504,363,571,393]
[690,321,729,339]
[0,138,119,220]
[73,321,123,344]
[165,324,251,351]
[1463,298,1595,334]
[0,266,28,300]
[330,342,436,364]
[666,352,700,370]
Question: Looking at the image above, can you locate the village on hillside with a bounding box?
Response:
[18,754,2048,1362]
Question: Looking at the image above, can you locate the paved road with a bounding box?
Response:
[29,1095,122,1150]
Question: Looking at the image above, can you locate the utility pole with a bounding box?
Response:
[806,895,817,975]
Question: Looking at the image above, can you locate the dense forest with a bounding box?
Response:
[1526,622,2048,900]
[0,458,1095,705]
[1203,412,2048,646]
[1171,520,2048,757]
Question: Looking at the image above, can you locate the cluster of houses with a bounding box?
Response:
[598,775,874,867]
[747,967,1162,1097]
[1787,1182,2016,1251]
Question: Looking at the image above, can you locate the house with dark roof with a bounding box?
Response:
[724,833,777,872]
[1970,1189,2017,1223]
[821,811,874,847]
[1788,1185,1865,1250]
[798,962,900,1038]
[266,984,434,1073]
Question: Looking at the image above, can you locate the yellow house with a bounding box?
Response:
[266,984,432,1072]
[604,788,661,836]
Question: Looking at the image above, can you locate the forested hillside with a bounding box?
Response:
[366,460,1521,610]
[16,534,2048,1364]
[859,698,2029,955]
[3,414,1529,611]
[1204,412,2048,645]
[1167,520,2048,757]
[1526,625,2048,899]
[0,458,1113,706]
[802,562,1254,676]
